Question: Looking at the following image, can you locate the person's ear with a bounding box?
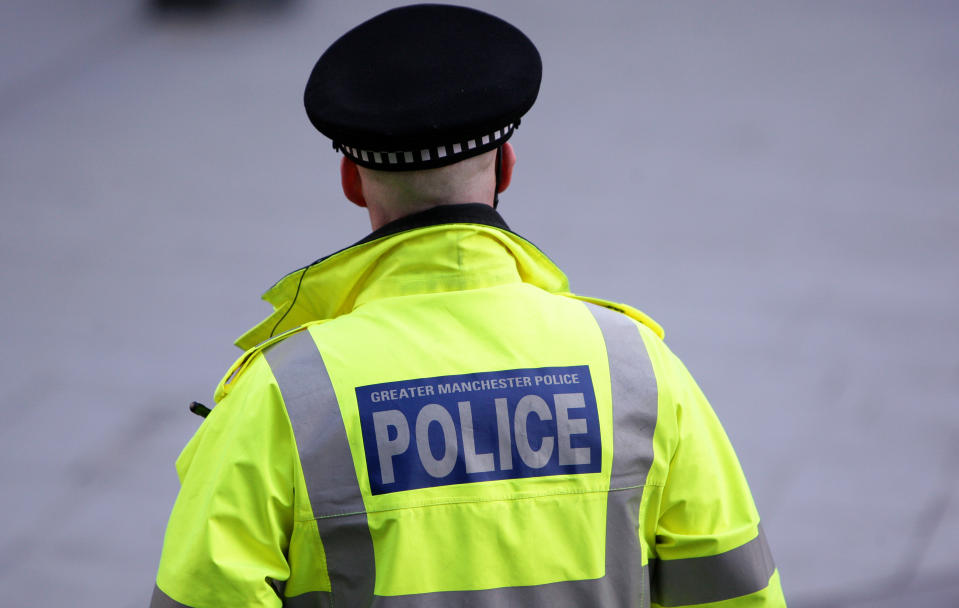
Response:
[497,142,516,193]
[340,156,367,207]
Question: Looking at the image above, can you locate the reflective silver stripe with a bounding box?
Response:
[265,331,375,608]
[150,583,332,607]
[283,590,332,607]
[587,304,659,490]
[649,525,776,607]
[149,585,190,608]
[587,303,659,607]
[372,494,645,607]
[369,568,648,607]
[602,486,649,608]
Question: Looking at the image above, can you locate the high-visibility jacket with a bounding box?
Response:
[152,204,785,607]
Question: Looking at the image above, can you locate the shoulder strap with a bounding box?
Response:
[562,293,664,339]
[214,321,328,402]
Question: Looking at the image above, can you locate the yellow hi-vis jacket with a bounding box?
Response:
[152,204,785,607]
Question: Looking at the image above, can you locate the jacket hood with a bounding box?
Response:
[235,204,570,350]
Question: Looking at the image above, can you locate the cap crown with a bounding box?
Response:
[304,4,541,170]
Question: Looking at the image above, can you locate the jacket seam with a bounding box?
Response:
[297,481,666,522]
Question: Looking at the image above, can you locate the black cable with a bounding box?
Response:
[493,145,502,209]
[269,262,309,338]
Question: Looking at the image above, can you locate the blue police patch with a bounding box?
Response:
[356,366,601,495]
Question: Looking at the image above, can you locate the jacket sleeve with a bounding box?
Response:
[152,355,296,608]
[643,334,786,607]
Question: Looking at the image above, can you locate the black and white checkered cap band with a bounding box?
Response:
[336,123,515,171]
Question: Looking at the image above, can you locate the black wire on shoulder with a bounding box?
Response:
[269,263,309,338]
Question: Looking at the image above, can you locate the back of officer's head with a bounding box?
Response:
[302,4,541,218]
[357,149,498,209]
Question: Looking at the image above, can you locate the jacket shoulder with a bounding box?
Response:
[214,320,328,403]
[561,293,664,340]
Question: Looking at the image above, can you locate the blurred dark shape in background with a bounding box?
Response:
[149,0,298,18]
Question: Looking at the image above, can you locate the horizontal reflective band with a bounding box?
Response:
[368,567,649,607]
[649,525,776,607]
[284,590,332,607]
[149,586,190,608]
[265,332,376,608]
[150,584,333,608]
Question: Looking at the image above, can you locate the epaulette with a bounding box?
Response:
[562,293,664,340]
[213,321,326,403]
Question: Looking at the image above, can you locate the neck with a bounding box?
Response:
[367,199,494,230]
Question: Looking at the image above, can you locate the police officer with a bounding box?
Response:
[151,5,786,607]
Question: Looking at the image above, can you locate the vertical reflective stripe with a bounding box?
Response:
[649,525,776,606]
[265,331,375,608]
[586,303,659,490]
[587,302,659,608]
[149,585,191,608]
[598,487,647,608]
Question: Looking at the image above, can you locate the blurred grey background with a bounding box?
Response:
[1,1,957,606]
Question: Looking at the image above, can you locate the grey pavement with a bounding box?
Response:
[1,1,957,606]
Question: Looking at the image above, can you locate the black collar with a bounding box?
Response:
[354,203,511,247]
[320,202,511,263]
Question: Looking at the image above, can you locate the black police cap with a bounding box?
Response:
[304,4,541,171]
